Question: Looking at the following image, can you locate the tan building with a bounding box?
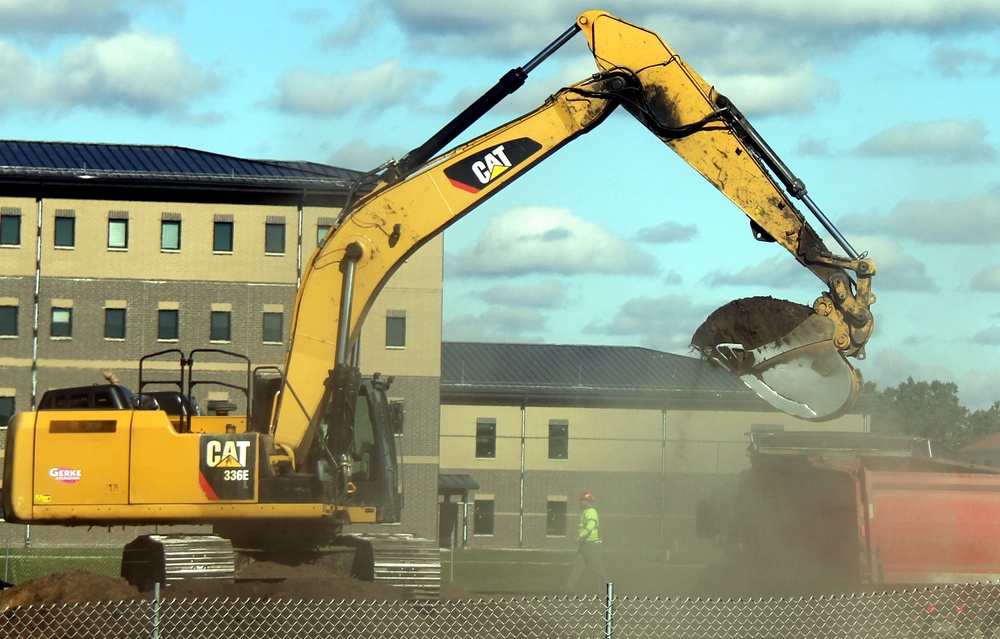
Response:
[438,344,870,557]
[0,140,871,559]
[0,141,442,539]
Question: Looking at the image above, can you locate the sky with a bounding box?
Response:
[2,1,999,409]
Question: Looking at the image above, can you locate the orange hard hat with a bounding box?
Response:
[580,491,594,502]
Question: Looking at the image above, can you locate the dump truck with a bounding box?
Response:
[698,431,1000,597]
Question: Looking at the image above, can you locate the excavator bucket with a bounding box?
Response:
[692,297,861,421]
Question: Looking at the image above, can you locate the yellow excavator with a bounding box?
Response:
[2,9,874,597]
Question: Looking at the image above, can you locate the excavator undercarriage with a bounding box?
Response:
[120,532,442,601]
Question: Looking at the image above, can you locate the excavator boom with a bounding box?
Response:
[275,10,876,464]
[576,11,876,419]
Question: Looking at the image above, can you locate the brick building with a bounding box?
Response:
[0,141,441,539]
[438,342,870,559]
[0,140,871,562]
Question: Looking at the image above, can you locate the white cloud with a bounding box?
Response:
[842,194,1000,244]
[930,44,1000,78]
[709,65,837,117]
[63,29,214,112]
[0,0,148,39]
[704,255,815,289]
[854,120,997,164]
[852,236,937,291]
[971,265,1000,292]
[635,220,698,244]
[472,278,567,309]
[385,1,1000,53]
[584,293,715,353]
[327,139,407,173]
[959,369,1000,411]
[380,0,1000,126]
[0,28,217,114]
[866,347,1000,410]
[866,346,955,390]
[972,325,1000,346]
[448,206,659,277]
[443,308,549,342]
[277,59,435,116]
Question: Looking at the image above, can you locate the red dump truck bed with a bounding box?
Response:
[704,432,1000,593]
[863,468,1000,585]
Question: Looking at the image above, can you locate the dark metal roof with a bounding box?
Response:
[439,474,480,495]
[0,140,364,205]
[0,140,360,181]
[441,342,756,409]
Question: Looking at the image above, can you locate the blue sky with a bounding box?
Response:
[3,1,999,409]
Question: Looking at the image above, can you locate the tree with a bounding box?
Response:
[961,401,1000,451]
[870,377,969,452]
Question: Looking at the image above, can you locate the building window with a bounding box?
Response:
[0,305,16,336]
[108,216,129,249]
[547,500,568,537]
[210,311,231,342]
[476,418,496,459]
[317,223,332,247]
[473,499,495,536]
[549,419,569,460]
[161,217,181,251]
[214,220,234,252]
[0,209,21,246]
[0,395,14,427]
[51,307,72,338]
[54,213,75,248]
[386,311,406,348]
[158,309,179,340]
[263,312,283,343]
[104,308,126,339]
[265,221,285,254]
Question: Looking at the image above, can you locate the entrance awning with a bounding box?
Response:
[438,474,479,497]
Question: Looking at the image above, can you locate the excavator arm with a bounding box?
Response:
[273,10,876,469]
[577,11,876,419]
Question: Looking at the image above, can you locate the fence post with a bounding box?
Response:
[152,582,160,639]
[605,582,614,639]
[449,528,455,583]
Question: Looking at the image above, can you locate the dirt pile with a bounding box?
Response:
[691,296,813,352]
[0,571,138,611]
[0,560,466,612]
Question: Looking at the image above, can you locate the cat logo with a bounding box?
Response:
[444,138,542,193]
[205,439,251,468]
[199,434,257,501]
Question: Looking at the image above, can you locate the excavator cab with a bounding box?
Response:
[323,372,402,524]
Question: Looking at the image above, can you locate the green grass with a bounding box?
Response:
[441,549,574,593]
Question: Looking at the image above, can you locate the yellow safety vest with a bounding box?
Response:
[577,506,601,542]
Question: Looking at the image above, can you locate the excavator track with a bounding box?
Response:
[121,532,441,601]
[121,534,235,591]
[348,534,441,601]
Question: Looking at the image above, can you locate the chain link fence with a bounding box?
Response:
[5,523,1000,638]
[4,582,1000,638]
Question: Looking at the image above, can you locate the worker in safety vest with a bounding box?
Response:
[565,490,610,592]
